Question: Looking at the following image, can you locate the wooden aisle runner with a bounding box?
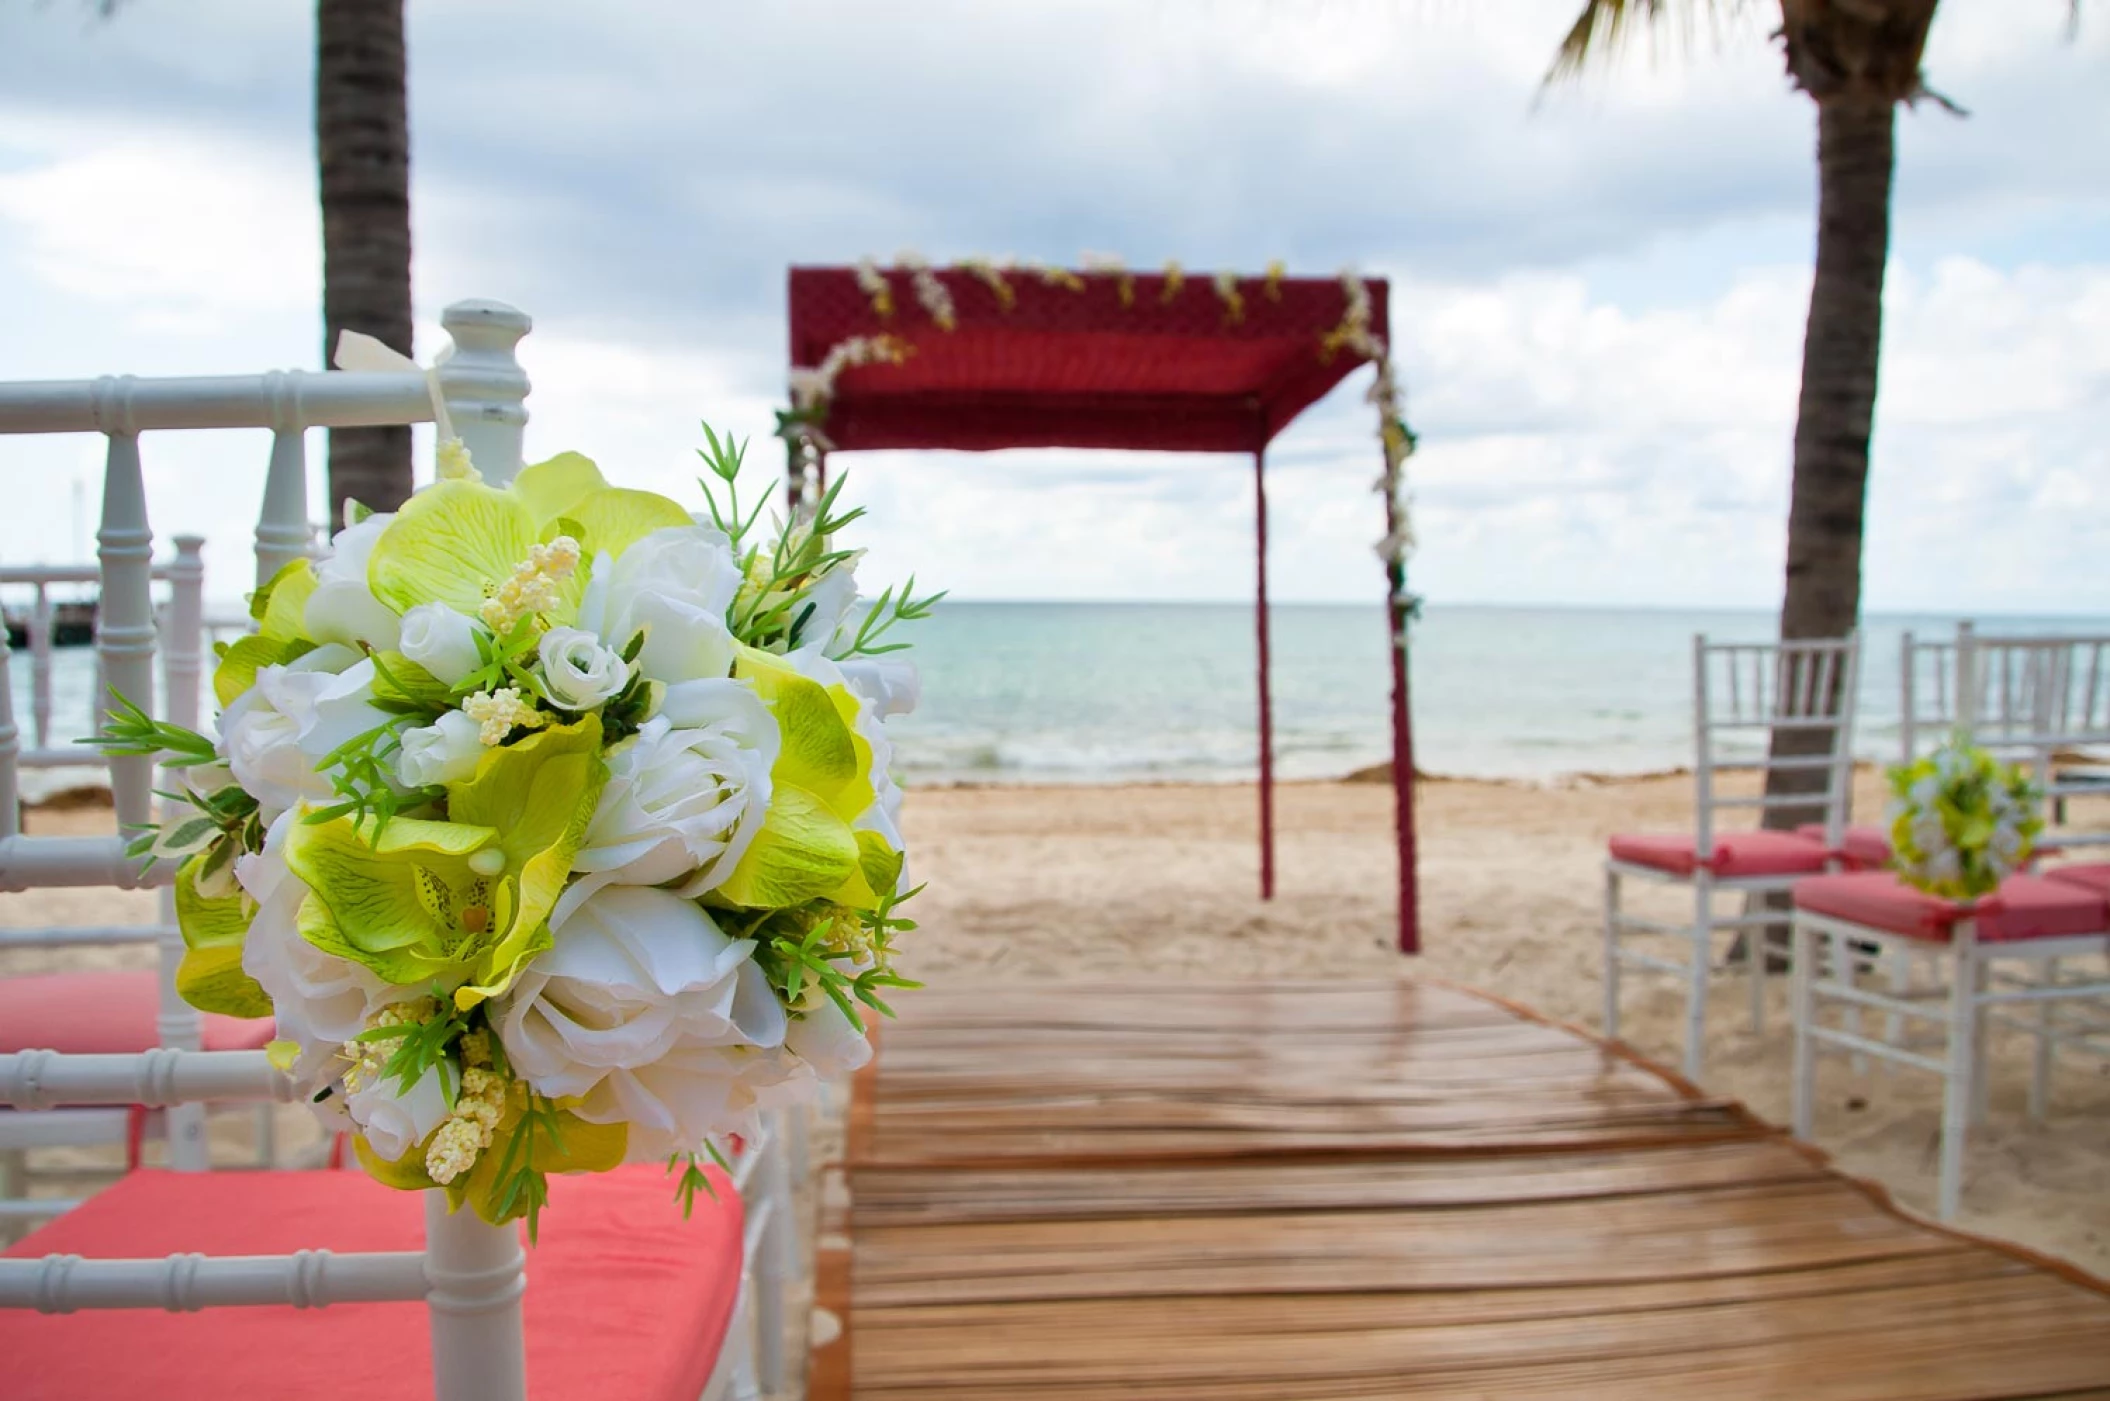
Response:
[816,980,2110,1400]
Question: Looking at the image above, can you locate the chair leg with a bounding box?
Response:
[1882,946,1910,1076]
[752,1122,797,1396]
[1971,954,1993,1128]
[1791,914,1817,1140]
[1939,929,1980,1224]
[2030,956,2060,1124]
[706,1275,762,1401]
[1841,932,1868,1078]
[1683,873,1711,1084]
[255,1102,278,1169]
[1747,894,1766,1036]
[1602,865,1624,1042]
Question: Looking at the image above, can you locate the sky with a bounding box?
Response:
[1,0,2105,613]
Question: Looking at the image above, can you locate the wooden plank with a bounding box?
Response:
[835,978,2110,1398]
[849,1140,1832,1226]
[854,1267,2110,1397]
[852,1179,1959,1308]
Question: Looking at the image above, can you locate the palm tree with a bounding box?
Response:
[1550,1,2072,825]
[316,0,416,525]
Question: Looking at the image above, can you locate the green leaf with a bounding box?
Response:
[368,651,454,713]
[511,452,610,531]
[285,813,505,985]
[564,487,693,561]
[855,830,904,900]
[715,783,861,909]
[249,557,319,638]
[171,854,272,1017]
[176,944,273,1019]
[366,480,537,618]
[445,717,608,1007]
[212,635,318,709]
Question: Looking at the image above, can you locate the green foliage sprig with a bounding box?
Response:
[79,693,219,767]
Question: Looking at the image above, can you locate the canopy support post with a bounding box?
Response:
[1385,510,1419,955]
[1254,448,1276,902]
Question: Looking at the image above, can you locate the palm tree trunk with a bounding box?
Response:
[316,0,414,528]
[1763,94,1896,833]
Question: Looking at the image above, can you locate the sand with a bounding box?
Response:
[7,774,2107,1279]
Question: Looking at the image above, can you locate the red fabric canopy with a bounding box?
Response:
[787,267,1388,454]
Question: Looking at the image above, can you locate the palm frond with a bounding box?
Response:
[1543,0,1743,87]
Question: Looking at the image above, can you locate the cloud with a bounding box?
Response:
[0,0,2103,618]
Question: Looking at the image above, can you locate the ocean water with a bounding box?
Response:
[10,602,2110,797]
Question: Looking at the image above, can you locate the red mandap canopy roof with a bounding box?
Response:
[786,266,1388,455]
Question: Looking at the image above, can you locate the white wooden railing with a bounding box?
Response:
[0,299,530,1181]
[0,299,531,895]
[3,545,204,771]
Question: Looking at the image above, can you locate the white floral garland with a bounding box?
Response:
[1323,268,1416,573]
[788,333,911,414]
[829,255,1417,581]
[894,250,956,331]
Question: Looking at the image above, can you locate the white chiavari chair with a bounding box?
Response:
[0,535,276,1230]
[0,300,805,1398]
[1602,633,1862,1082]
[0,1047,800,1401]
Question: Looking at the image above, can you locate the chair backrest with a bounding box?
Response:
[1898,626,1966,763]
[0,1046,784,1401]
[3,542,205,777]
[0,301,541,1401]
[0,1048,528,1400]
[0,301,531,1169]
[1691,633,1862,857]
[1957,626,2110,851]
[0,298,531,891]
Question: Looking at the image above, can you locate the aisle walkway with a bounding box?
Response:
[814,980,2110,1399]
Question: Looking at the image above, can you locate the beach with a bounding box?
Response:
[8,771,2106,1278]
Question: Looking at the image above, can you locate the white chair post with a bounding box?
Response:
[257,371,314,587]
[158,536,210,1170]
[422,1192,528,1401]
[93,416,156,848]
[0,595,20,845]
[28,586,54,755]
[1687,634,1715,1080]
[437,301,533,486]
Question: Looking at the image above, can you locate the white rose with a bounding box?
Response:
[218,648,387,820]
[838,655,922,719]
[782,993,874,1081]
[237,813,391,1089]
[578,526,743,684]
[347,1063,455,1163]
[395,709,485,788]
[552,680,778,927]
[304,512,401,651]
[800,561,863,652]
[537,626,630,710]
[398,602,484,686]
[496,886,792,1161]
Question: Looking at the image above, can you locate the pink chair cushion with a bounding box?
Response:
[1792,871,2110,944]
[2044,862,2110,898]
[0,970,274,1054]
[1608,829,1830,879]
[1794,822,1894,870]
[0,1164,743,1401]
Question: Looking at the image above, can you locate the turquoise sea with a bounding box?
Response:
[887,603,2110,787]
[10,602,2110,797]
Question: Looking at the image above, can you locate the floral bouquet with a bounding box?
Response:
[96,426,935,1232]
[1885,732,2043,902]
